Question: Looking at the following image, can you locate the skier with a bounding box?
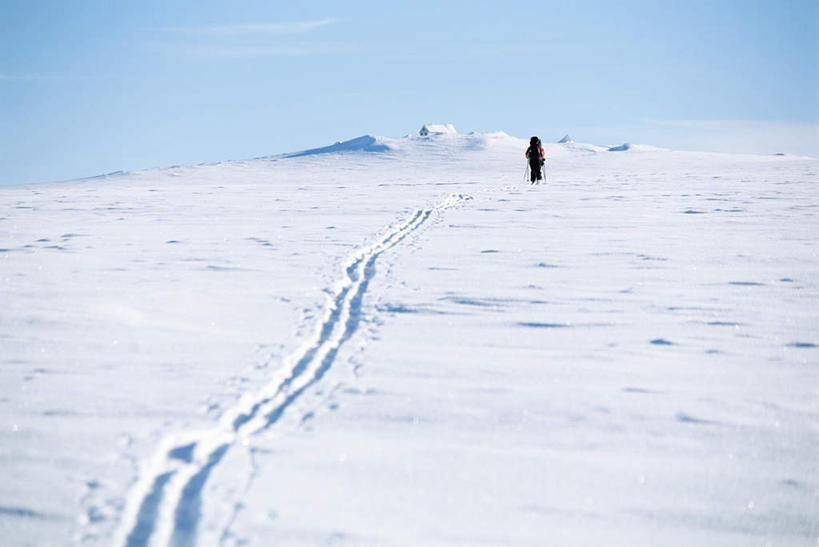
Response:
[525,136,545,184]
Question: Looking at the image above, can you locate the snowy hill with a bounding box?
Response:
[419,123,457,136]
[1,131,817,546]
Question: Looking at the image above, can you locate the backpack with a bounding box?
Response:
[528,140,544,166]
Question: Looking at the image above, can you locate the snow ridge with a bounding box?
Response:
[115,193,472,547]
[282,135,390,158]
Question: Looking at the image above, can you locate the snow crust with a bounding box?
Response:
[1,132,817,546]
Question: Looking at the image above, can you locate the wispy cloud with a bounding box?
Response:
[0,73,85,82]
[150,42,359,59]
[1,73,50,81]
[153,18,337,36]
[144,17,350,59]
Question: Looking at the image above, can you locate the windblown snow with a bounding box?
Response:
[0,131,817,546]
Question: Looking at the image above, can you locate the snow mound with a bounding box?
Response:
[420,124,457,136]
[608,142,668,153]
[383,130,522,153]
[284,135,391,158]
[608,143,632,152]
[465,130,519,146]
[547,141,610,156]
[274,130,671,165]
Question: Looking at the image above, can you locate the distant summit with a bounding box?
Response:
[420,124,457,136]
[558,134,574,144]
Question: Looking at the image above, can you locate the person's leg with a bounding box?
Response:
[531,162,541,182]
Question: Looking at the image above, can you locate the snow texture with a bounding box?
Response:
[419,123,457,136]
[1,131,817,546]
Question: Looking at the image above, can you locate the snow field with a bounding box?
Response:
[0,131,817,545]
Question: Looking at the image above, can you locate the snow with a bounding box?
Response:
[282,135,391,158]
[419,123,457,136]
[558,134,574,143]
[608,142,669,153]
[609,142,633,151]
[1,131,817,546]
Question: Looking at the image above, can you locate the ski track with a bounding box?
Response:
[115,193,471,547]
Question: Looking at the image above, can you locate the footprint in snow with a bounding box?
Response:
[676,412,715,425]
[786,342,817,348]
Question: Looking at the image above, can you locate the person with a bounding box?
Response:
[525,136,545,183]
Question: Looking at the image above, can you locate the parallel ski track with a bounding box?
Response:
[115,194,470,547]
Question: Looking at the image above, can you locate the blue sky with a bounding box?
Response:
[1,0,817,184]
